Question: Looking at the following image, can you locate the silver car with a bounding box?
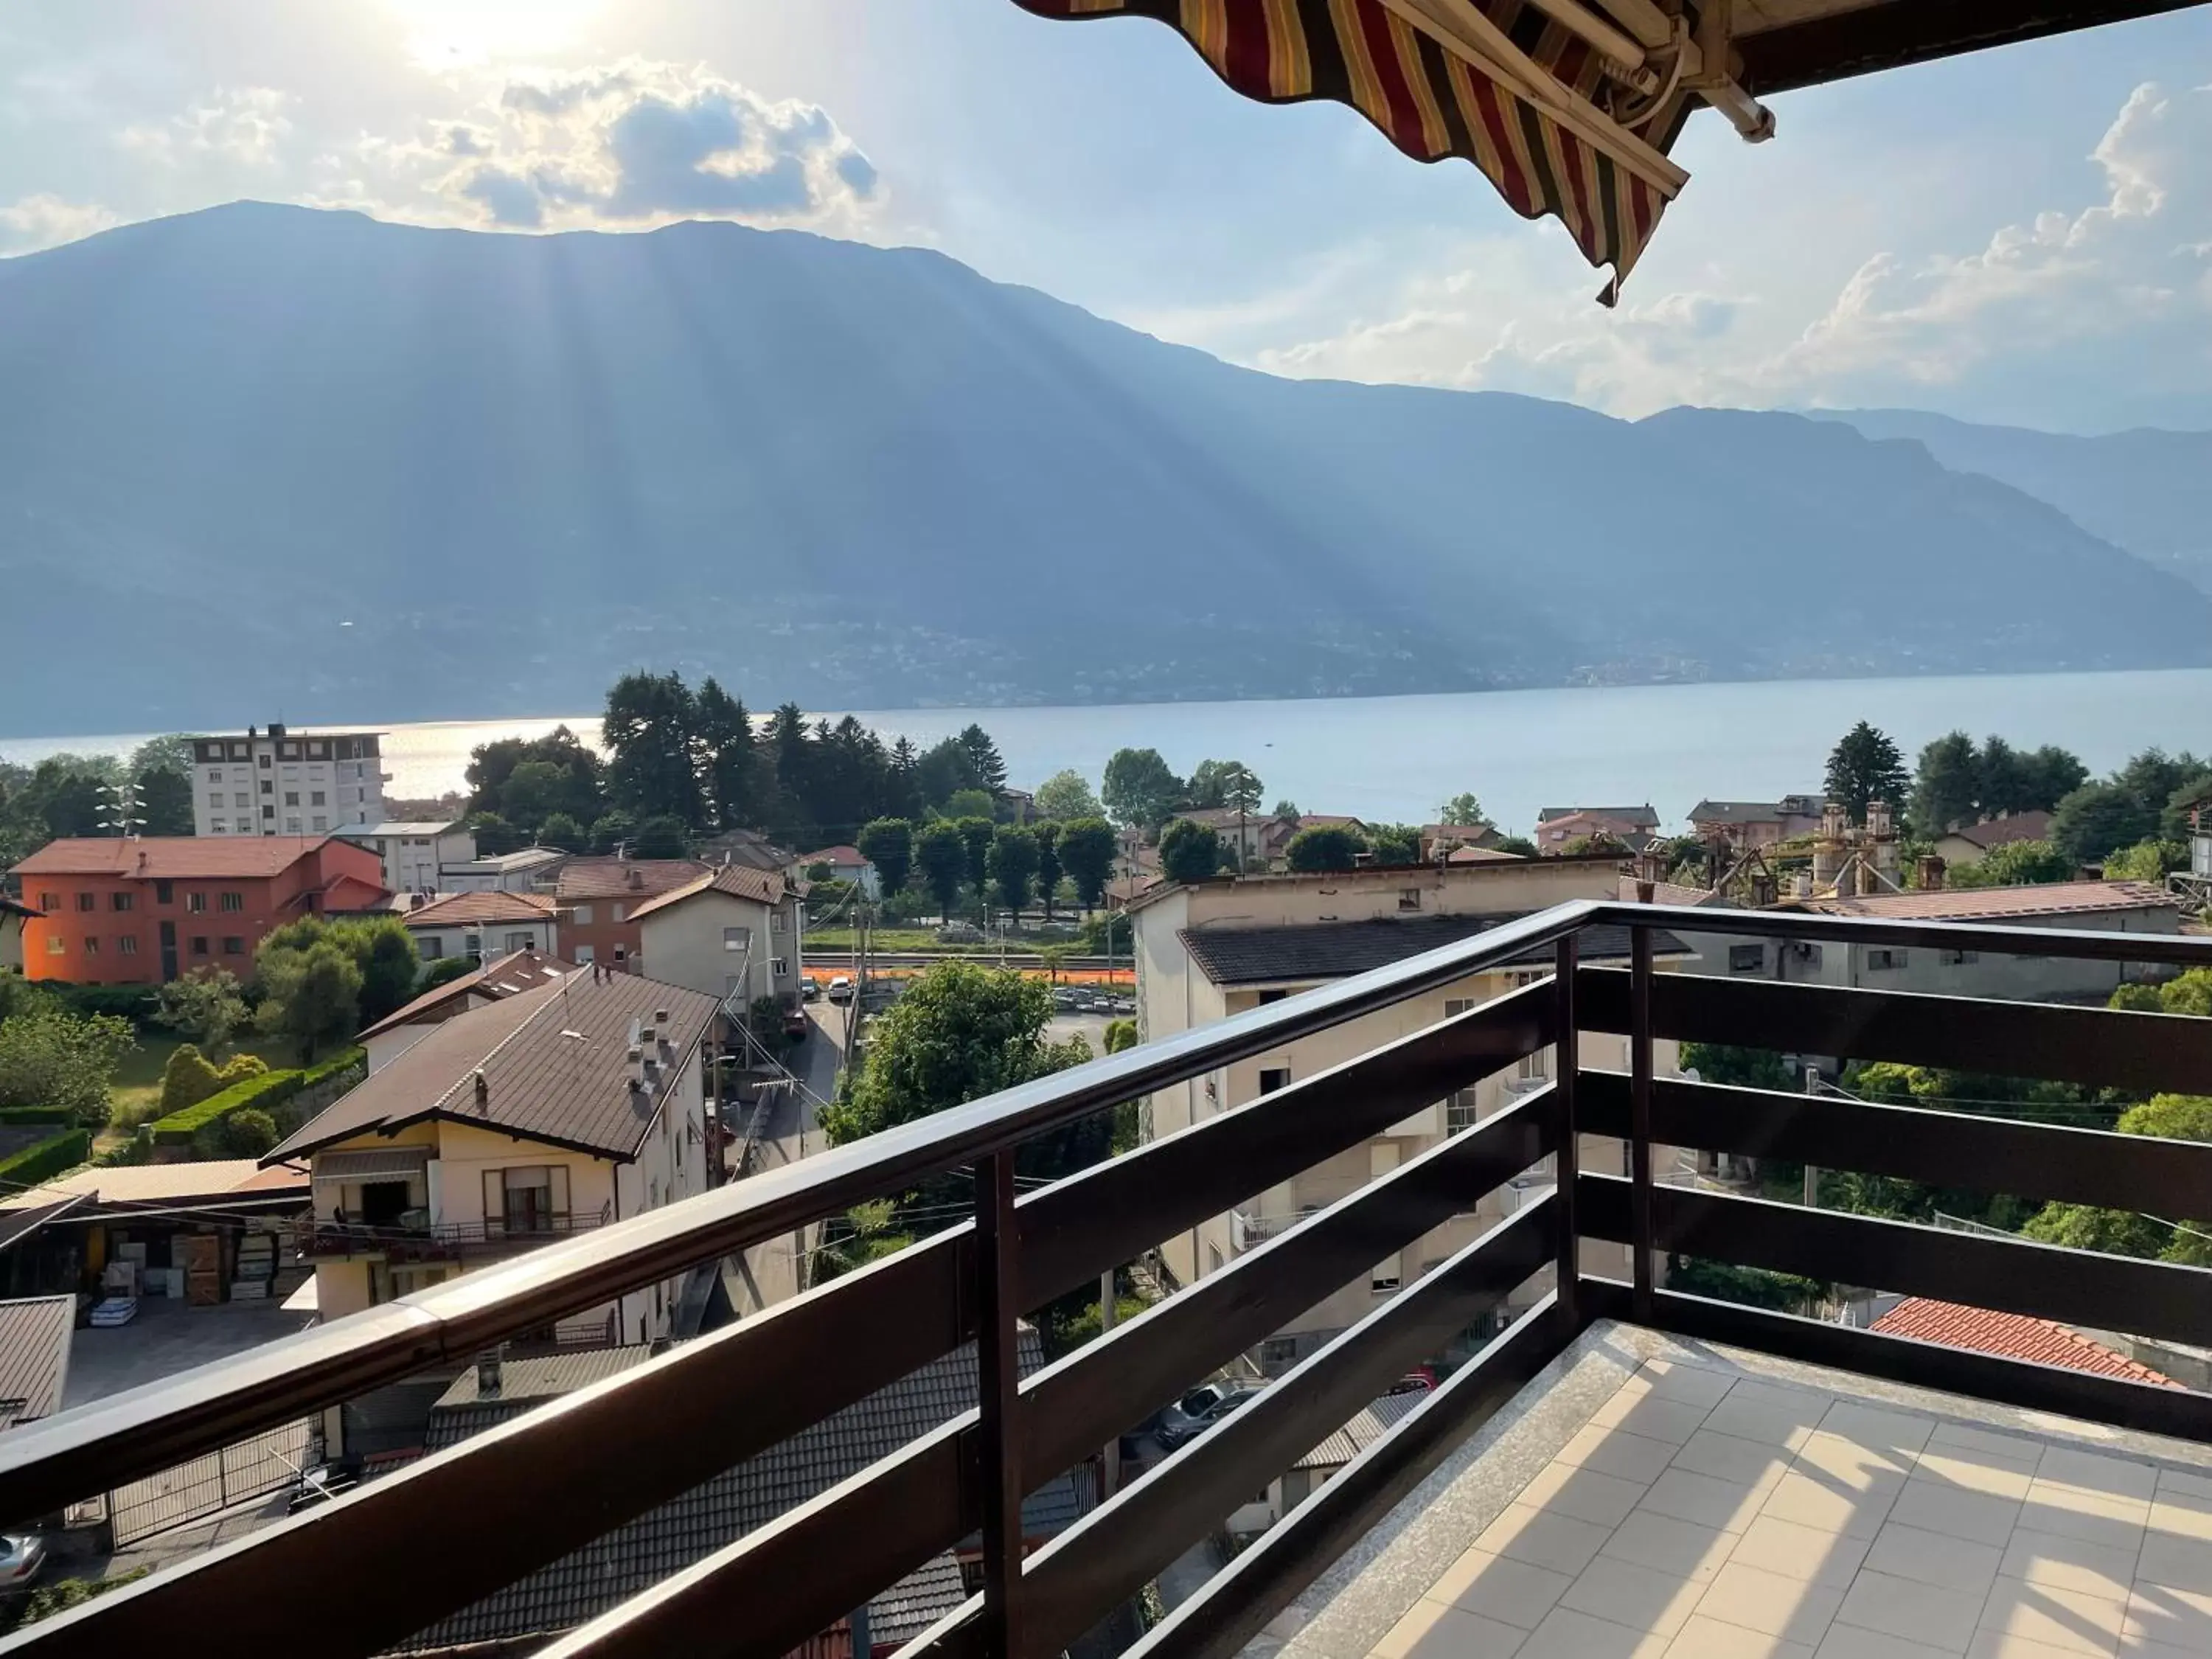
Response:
[1157,1382,1259,1447]
[0,1532,46,1598]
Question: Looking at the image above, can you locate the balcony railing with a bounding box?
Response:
[299,1205,612,1263]
[6,900,2212,1659]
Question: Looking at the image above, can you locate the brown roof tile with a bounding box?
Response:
[10,835,347,879]
[627,863,787,922]
[398,890,558,928]
[357,948,579,1041]
[554,858,712,902]
[1946,811,2054,850]
[1803,880,2177,921]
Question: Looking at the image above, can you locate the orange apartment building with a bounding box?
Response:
[551,856,711,972]
[9,837,389,984]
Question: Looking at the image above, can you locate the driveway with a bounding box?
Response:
[63,1296,314,1409]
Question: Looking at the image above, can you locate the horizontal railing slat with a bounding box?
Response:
[1578,1071,2212,1219]
[1579,1173,2212,1351]
[1602,901,2212,967]
[1579,967,2212,1096]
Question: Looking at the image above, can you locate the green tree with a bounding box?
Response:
[2019,745,2090,813]
[1494,835,1538,858]
[987,827,1040,914]
[1286,825,1366,872]
[1056,818,1116,912]
[0,1007,135,1125]
[134,764,195,837]
[914,821,969,922]
[1945,839,2076,889]
[1823,721,1908,826]
[695,676,759,832]
[1910,731,1981,835]
[257,940,363,1062]
[602,670,705,829]
[1102,748,1183,832]
[812,1199,916,1282]
[590,810,638,855]
[956,817,996,917]
[1032,821,1063,920]
[1437,792,1486,827]
[1103,1018,1140,1054]
[858,818,914,899]
[2163,773,2212,841]
[1158,818,1223,884]
[153,967,247,1051]
[2023,1093,2212,1265]
[538,811,585,850]
[223,1107,280,1157]
[944,788,998,823]
[1364,823,1424,865]
[465,726,605,824]
[1678,1042,1793,1091]
[914,737,983,810]
[256,916,417,1046]
[1271,799,1301,819]
[1034,769,1103,821]
[157,1044,262,1116]
[632,815,691,858]
[2103,840,2188,882]
[957,724,1008,794]
[467,812,523,856]
[418,956,476,994]
[2051,782,2156,867]
[1187,760,1264,813]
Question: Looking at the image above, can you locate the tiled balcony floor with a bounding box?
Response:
[1259,1322,2212,1659]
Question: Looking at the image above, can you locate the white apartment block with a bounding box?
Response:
[333,821,478,894]
[192,724,389,838]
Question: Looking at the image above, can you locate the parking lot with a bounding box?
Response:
[63,1295,315,1410]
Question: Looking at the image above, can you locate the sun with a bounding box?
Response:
[385,0,607,69]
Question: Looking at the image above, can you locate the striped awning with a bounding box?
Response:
[312,1147,432,1184]
[1012,0,1695,300]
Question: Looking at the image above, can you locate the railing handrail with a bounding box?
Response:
[1595,898,2212,966]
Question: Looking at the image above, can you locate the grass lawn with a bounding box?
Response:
[804,928,981,953]
[105,1031,306,1145]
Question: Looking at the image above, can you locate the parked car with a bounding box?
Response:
[801,979,821,1003]
[783,1006,810,1040]
[0,1532,47,1596]
[1157,1382,1261,1447]
[827,975,853,1004]
[1387,1368,1436,1397]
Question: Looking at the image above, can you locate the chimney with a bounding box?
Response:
[1634,879,1655,905]
[473,1069,489,1109]
[642,1055,661,1089]
[476,1351,501,1398]
[1918,854,1947,891]
[1794,872,1812,900]
[653,1006,670,1025]
[1867,798,1893,840]
[1821,800,1847,840]
[627,867,644,889]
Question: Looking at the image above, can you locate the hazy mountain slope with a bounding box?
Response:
[0,202,2206,731]
[1815,408,2212,595]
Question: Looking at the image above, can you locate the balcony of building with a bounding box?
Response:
[299,1203,613,1265]
[4,900,2212,1659]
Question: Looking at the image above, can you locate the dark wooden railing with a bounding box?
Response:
[4,900,2212,1659]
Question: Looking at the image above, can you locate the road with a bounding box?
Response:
[720,1003,846,1320]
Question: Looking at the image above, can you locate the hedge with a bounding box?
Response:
[147,1046,366,1147]
[42,984,162,1027]
[0,1128,94,1189]
[0,1106,73,1127]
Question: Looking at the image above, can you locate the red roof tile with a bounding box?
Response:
[553,858,711,902]
[627,862,788,922]
[1871,1298,2178,1386]
[1947,811,2053,850]
[10,835,349,879]
[399,891,557,928]
[1804,880,2176,922]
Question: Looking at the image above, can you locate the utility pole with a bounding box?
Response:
[1099,1267,1121,1498]
[1803,1067,1820,1208]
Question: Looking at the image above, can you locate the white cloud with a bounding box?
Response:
[0,193,118,254]
[119,86,295,168]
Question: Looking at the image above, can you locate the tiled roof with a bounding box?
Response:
[424,1349,656,1450]
[1447,846,1523,863]
[9,835,345,879]
[1687,800,1784,824]
[1178,914,1683,987]
[1,1159,307,1211]
[554,858,711,902]
[1295,815,1366,831]
[397,890,556,928]
[268,969,720,1164]
[1945,811,2054,850]
[799,845,868,865]
[1540,805,1658,827]
[869,1554,967,1649]
[1871,1298,2178,1386]
[1295,1389,1425,1470]
[0,1297,74,1430]
[1618,877,1725,908]
[398,1332,1085,1652]
[1422,824,1498,841]
[0,894,39,919]
[627,862,787,923]
[358,948,578,1040]
[332,821,463,838]
[1802,880,2177,921]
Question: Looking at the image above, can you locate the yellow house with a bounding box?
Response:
[268,966,720,1358]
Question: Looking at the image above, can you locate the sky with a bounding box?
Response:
[2,0,2208,434]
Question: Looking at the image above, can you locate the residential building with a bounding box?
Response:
[695,827,801,877]
[554,857,712,971]
[0,1161,310,1303]
[800,844,880,898]
[0,893,36,973]
[1174,807,1299,869]
[1131,857,1683,1371]
[0,1297,73,1431]
[7,836,387,984]
[190,724,389,837]
[357,948,577,1073]
[1537,804,1658,833]
[1532,808,1649,851]
[1242,1389,1427,1533]
[1419,822,1503,860]
[269,966,719,1349]
[1293,813,1367,838]
[397,889,559,964]
[1934,809,2055,867]
[630,864,803,1011]
[1686,793,1826,847]
[440,844,569,893]
[333,820,477,894]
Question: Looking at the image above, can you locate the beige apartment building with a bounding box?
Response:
[1131,855,1685,1372]
[630,863,804,1013]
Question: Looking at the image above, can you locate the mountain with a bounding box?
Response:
[1814,409,2212,597]
[1,201,2208,733]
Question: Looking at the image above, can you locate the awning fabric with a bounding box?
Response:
[1011,0,1691,298]
[311,1147,432,1184]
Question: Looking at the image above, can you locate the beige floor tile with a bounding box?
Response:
[1520,1461,1652,1528]
[1515,1604,1673,1658]
[1559,1425,1683,1486]
[1677,1430,1799,1491]
[1966,1635,2118,1659]
[1427,1548,1576,1630]
[1834,1568,1987,1653]
[1816,1626,1967,1658]
[1601,1511,1736,1585]
[1707,1384,1834,1452]
[1592,1391,1716,1447]
[1799,1433,1919,1492]
[2017,1483,2149,1552]
[2109,1640,2203,1658]
[1763,1468,1905,1541]
[1373,1597,1532,1658]
[1639,1469,1775,1535]
[2036,1448,2159,1505]
[1559,1556,1708,1638]
[1888,1478,2023,1548]
[1666,1613,1815,1658]
[1915,1452,2039,1502]
[2137,1529,2212,1596]
[2121,1581,2212,1649]
[1976,1579,2128,1655]
[1478,1503,1616,1577]
[1861,1523,2004,1598]
[1822,1402,1938,1455]
[1695,1559,1846,1645]
[1637,1360,1743,1408]
[1926,1423,2046,1468]
[1997,1528,2139,1600]
[2154,1467,2212,1505]
[2145,1495,2212,1544]
[1733,1515,1874,1589]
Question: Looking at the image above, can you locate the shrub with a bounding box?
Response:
[223,1107,280,1157]
[0,1128,94,1189]
[44,984,161,1026]
[0,1106,72,1127]
[159,1044,222,1116]
[150,1068,302,1146]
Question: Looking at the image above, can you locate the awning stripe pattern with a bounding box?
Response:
[1011,0,1686,294]
[310,1147,434,1184]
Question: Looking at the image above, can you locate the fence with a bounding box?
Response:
[103,1419,316,1546]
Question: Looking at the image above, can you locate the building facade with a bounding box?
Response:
[9,837,388,984]
[440,846,568,893]
[190,725,389,838]
[630,865,804,1010]
[554,858,712,970]
[398,890,560,964]
[799,845,880,899]
[333,821,477,894]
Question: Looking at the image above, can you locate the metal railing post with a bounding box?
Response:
[975,1152,1023,1659]
[1554,936,1579,1327]
[1630,925,1655,1323]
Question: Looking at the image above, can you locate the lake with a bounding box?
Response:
[10,668,2210,839]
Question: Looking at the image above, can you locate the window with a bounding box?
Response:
[154,880,173,905]
[771,957,788,977]
[1371,1252,1402,1294]
[44,936,63,956]
[312,817,327,832]
[504,931,535,952]
[484,1166,568,1236]
[205,768,222,783]
[1729,943,1765,973]
[260,780,273,795]
[1444,997,1478,1019]
[771,911,786,933]
[571,904,593,925]
[187,891,206,913]
[285,818,302,834]
[74,892,94,912]
[38,891,58,911]
[208,792,225,807]
[191,936,209,956]
[1257,989,1287,1005]
[574,945,595,964]
[259,754,271,768]
[310,790,325,806]
[1940,949,1979,966]
[234,792,250,808]
[284,792,299,807]
[1867,949,1906,971]
[1259,1066,1290,1095]
[723,925,752,953]
[1261,1338,1301,1374]
[111,891,134,911]
[420,937,443,959]
[229,742,247,760]
[609,903,625,923]
[209,819,226,833]
[464,932,482,956]
[219,891,243,911]
[222,936,244,955]
[612,945,627,964]
[1399,887,1422,911]
[1444,1088,1480,1134]
[261,806,275,821]
[82,936,99,956]
[117,935,139,956]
